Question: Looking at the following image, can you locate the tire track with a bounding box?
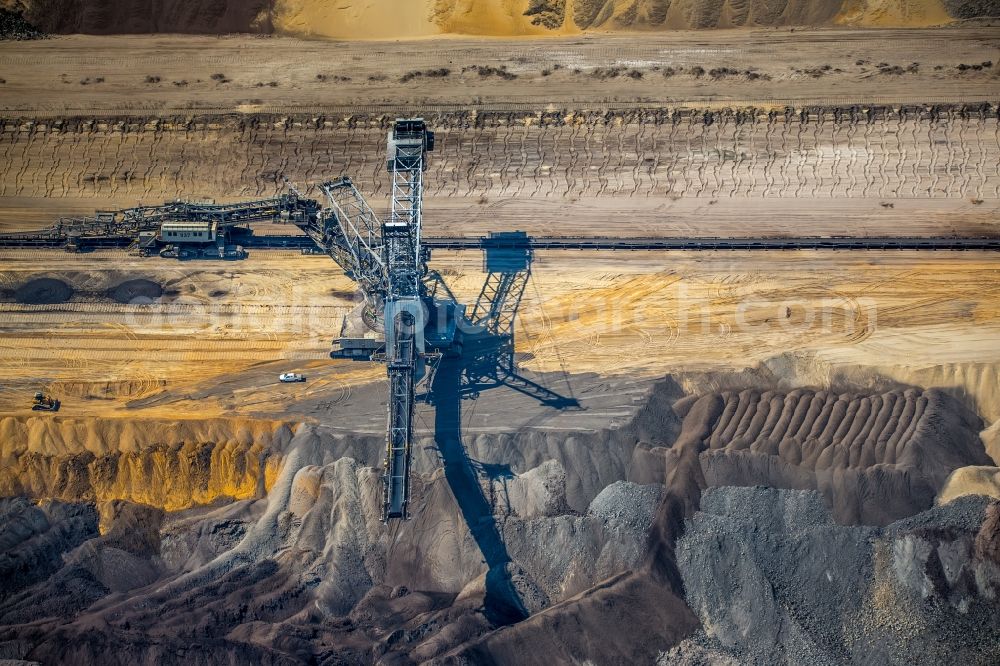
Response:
[793,115,805,199]
[2,109,997,221]
[744,115,757,198]
[944,112,958,198]
[830,114,843,197]
[907,110,919,198]
[994,111,1000,199]
[499,122,514,197]
[877,111,892,198]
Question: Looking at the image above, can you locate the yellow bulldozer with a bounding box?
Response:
[32,391,60,412]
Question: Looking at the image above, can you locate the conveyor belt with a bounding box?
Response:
[0,235,132,248]
[422,236,1000,251]
[2,233,999,252]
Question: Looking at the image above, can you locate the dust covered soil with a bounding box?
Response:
[2,29,999,116]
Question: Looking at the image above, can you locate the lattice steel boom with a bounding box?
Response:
[379,118,434,520]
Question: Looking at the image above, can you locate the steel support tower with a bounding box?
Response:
[468,232,533,377]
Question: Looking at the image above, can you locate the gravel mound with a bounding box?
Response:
[657,638,742,665]
[942,0,1000,19]
[0,498,98,601]
[678,486,1000,665]
[13,278,73,304]
[889,493,992,533]
[0,8,44,40]
[106,279,163,304]
[588,480,664,527]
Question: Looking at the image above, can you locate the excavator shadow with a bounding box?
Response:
[429,335,580,626]
[422,232,581,624]
[432,354,528,625]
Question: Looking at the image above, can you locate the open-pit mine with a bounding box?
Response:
[1,2,1000,664]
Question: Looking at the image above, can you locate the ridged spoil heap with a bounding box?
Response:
[638,387,992,524]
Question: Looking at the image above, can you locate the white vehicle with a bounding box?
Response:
[279,372,306,383]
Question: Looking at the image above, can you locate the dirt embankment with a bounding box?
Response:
[0,373,996,663]
[632,386,994,524]
[3,0,997,37]
[0,420,668,663]
[668,387,993,524]
[0,416,294,510]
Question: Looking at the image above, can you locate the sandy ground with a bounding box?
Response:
[0,29,997,115]
[2,29,996,239]
[1,247,999,424]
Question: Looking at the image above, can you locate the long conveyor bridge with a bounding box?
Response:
[1,232,998,252]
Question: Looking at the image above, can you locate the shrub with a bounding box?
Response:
[400,68,451,83]
[462,65,516,80]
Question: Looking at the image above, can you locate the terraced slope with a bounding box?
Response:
[3,107,998,237]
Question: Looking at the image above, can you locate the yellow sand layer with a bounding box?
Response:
[836,0,952,28]
[270,0,959,39]
[0,415,293,510]
[271,0,578,39]
[273,0,438,40]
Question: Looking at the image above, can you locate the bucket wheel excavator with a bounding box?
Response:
[318,119,574,522]
[309,118,439,521]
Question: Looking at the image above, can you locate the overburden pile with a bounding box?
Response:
[0,376,998,663]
